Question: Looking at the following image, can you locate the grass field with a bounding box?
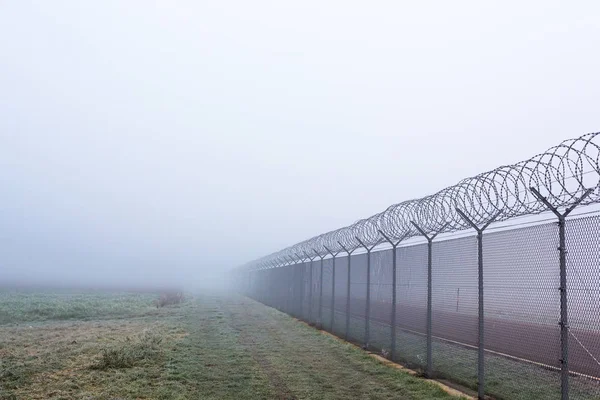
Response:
[0,290,465,399]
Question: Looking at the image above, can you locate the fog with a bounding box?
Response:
[1,1,599,289]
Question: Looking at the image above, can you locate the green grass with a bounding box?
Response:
[91,330,165,370]
[0,289,161,324]
[315,308,600,400]
[0,290,464,399]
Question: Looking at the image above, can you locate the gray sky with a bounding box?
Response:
[1,1,599,287]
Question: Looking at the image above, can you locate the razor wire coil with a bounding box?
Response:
[244,132,600,270]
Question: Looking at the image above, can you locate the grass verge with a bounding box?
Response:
[313,307,600,400]
[0,290,465,399]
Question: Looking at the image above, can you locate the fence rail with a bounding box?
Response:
[237,132,600,400]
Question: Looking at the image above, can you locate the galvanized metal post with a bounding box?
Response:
[285,256,297,317]
[295,253,307,320]
[294,258,306,319]
[309,258,313,322]
[356,237,380,349]
[290,257,297,316]
[456,208,502,400]
[346,252,352,340]
[379,230,408,360]
[558,216,569,397]
[530,187,592,400]
[305,252,316,324]
[411,222,448,378]
[391,246,397,355]
[338,242,356,341]
[476,231,484,399]
[314,249,325,328]
[282,260,289,314]
[270,260,279,309]
[331,256,336,330]
[366,249,371,347]
[426,239,432,373]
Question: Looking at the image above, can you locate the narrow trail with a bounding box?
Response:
[220,297,297,400]
[210,294,460,400]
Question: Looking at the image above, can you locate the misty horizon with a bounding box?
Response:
[2,1,600,288]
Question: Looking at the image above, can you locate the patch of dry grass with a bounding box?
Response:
[0,293,189,400]
[156,291,185,308]
[0,290,162,324]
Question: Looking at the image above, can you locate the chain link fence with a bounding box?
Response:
[243,213,600,399]
[239,132,600,399]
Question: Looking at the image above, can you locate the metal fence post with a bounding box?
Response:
[295,253,308,320]
[379,230,409,360]
[285,256,297,317]
[304,252,317,324]
[280,259,288,313]
[338,242,357,341]
[324,246,340,332]
[270,260,279,309]
[456,208,502,400]
[530,187,592,400]
[314,249,325,328]
[411,222,448,378]
[356,237,381,349]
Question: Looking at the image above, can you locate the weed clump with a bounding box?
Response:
[92,331,164,370]
[0,360,29,390]
[156,291,184,308]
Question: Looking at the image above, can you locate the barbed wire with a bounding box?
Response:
[243,132,600,270]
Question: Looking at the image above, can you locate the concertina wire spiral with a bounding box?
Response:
[243,132,600,270]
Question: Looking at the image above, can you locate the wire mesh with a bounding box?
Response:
[321,258,334,332]
[295,264,303,318]
[305,260,315,324]
[290,264,299,318]
[332,256,348,337]
[484,221,561,399]
[349,253,368,345]
[369,249,393,354]
[279,267,288,314]
[313,260,323,326]
[296,262,308,320]
[567,215,600,399]
[431,235,479,389]
[280,266,292,315]
[395,243,428,370]
[284,266,293,316]
[239,131,600,399]
[244,213,600,399]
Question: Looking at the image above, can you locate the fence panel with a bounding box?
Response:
[239,132,600,399]
[369,249,393,354]
[484,222,561,399]
[349,253,368,344]
[395,243,428,370]
[333,256,349,337]
[431,235,478,389]
[295,262,307,320]
[242,214,600,399]
[567,215,600,400]
[321,258,334,331]
[312,260,322,325]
